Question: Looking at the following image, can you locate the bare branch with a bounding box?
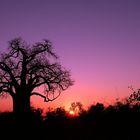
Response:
[31,92,61,102]
[31,92,48,102]
[0,62,19,87]
[0,84,15,97]
[27,40,57,64]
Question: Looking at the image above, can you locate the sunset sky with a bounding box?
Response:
[0,0,140,112]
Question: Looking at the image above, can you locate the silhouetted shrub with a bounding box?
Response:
[0,102,140,140]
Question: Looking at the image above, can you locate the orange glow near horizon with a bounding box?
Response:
[69,110,75,115]
[0,85,133,113]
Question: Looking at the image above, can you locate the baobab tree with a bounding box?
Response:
[0,38,73,115]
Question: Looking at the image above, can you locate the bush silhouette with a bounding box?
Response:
[0,101,140,140]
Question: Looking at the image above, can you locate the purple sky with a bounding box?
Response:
[0,0,140,111]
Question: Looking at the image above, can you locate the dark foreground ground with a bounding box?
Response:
[0,103,140,140]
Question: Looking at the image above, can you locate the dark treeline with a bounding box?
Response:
[0,101,140,140]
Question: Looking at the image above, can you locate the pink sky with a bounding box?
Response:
[0,0,140,112]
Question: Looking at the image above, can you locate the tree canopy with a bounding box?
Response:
[0,38,73,113]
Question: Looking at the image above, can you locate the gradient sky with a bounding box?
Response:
[0,0,140,112]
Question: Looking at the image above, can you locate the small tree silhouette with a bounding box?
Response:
[128,86,140,104]
[0,38,73,115]
[69,102,84,115]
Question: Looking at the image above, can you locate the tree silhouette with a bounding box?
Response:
[128,86,140,104]
[0,38,73,115]
[69,102,84,115]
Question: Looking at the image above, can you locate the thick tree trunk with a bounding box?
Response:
[13,93,31,116]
